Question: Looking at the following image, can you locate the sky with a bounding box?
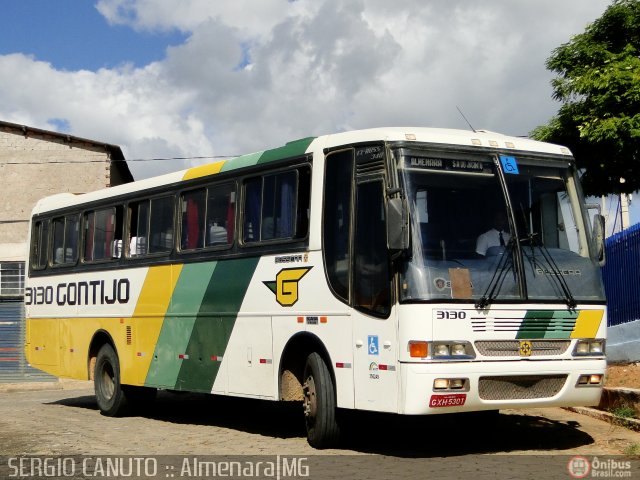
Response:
[0,0,637,228]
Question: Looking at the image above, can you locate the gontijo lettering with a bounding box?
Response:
[25,279,130,306]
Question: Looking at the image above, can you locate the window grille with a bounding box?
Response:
[0,262,25,296]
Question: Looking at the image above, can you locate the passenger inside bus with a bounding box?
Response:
[475,210,511,256]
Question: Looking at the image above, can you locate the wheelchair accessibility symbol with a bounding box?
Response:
[368,335,379,356]
[499,155,520,175]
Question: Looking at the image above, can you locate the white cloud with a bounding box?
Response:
[0,0,611,179]
[95,0,305,37]
[0,54,211,177]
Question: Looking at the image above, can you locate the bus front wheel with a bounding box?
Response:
[94,343,128,417]
[302,352,340,448]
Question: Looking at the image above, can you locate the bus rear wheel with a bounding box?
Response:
[302,352,340,448]
[94,343,128,416]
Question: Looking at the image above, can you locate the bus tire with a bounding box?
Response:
[94,343,128,417]
[302,352,340,448]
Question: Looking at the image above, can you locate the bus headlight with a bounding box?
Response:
[573,339,605,356]
[431,341,475,360]
[589,341,604,354]
[450,343,467,356]
[576,374,603,387]
[408,341,475,359]
[433,377,469,391]
[433,344,450,357]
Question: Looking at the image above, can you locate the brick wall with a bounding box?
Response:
[0,127,111,245]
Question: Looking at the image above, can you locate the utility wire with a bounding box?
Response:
[0,155,239,165]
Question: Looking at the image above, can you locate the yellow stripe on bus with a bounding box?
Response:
[570,310,604,339]
[182,160,226,180]
[122,264,183,384]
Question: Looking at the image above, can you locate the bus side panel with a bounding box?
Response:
[144,257,260,392]
[228,252,355,407]
[125,264,182,386]
[26,268,148,380]
[27,318,60,371]
[60,317,126,380]
[271,311,355,408]
[144,262,217,389]
[225,316,273,397]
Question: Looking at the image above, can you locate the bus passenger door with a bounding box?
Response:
[351,179,398,413]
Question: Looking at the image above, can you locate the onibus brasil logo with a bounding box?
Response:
[263,267,312,306]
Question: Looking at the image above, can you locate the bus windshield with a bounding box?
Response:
[395,148,605,304]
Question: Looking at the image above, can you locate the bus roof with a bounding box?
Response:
[31,127,572,215]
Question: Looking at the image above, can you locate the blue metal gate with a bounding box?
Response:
[602,223,640,327]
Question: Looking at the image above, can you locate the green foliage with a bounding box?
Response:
[609,405,637,419]
[531,0,640,195]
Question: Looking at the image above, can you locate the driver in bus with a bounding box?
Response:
[476,210,511,256]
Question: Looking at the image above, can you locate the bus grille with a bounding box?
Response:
[478,375,567,400]
[475,340,570,357]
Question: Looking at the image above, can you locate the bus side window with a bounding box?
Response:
[323,150,354,303]
[243,167,308,244]
[263,171,297,240]
[84,207,123,262]
[354,180,391,317]
[206,183,235,247]
[52,214,79,266]
[243,177,263,242]
[149,196,174,254]
[129,200,150,256]
[181,189,206,251]
[31,219,50,270]
[129,196,174,256]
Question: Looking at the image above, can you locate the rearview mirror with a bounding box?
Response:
[387,195,409,253]
[592,214,605,266]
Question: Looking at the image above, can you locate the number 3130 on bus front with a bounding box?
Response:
[434,310,467,320]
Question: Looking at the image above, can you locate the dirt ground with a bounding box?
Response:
[605,362,640,389]
[0,386,639,458]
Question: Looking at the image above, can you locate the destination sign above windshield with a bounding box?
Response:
[405,156,487,173]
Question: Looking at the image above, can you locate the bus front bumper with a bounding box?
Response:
[399,359,606,415]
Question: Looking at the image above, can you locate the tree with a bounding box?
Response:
[531,0,640,196]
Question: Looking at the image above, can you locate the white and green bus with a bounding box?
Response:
[25,128,607,448]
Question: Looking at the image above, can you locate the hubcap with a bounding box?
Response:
[101,363,115,400]
[302,375,317,422]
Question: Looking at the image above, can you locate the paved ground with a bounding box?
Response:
[0,384,639,479]
[0,383,638,456]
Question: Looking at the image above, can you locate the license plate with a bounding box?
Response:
[429,393,467,408]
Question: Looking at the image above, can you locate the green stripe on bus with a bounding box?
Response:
[174,256,260,392]
[220,152,262,172]
[145,262,218,388]
[257,137,315,164]
[516,310,578,339]
[545,310,578,339]
[220,137,315,173]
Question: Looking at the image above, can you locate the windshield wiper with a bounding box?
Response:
[517,205,576,310]
[475,240,515,310]
[523,239,577,310]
